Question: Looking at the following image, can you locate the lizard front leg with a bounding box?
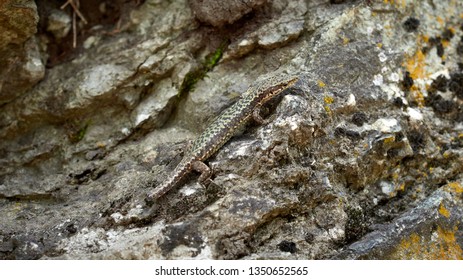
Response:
[252,104,275,125]
[252,105,265,124]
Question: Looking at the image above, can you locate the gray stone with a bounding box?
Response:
[334,183,463,259]
[46,9,71,39]
[1,0,463,260]
[188,0,267,27]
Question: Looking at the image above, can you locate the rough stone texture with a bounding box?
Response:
[0,0,43,105]
[0,0,463,260]
[0,0,38,49]
[188,0,267,27]
[224,0,306,60]
[46,8,72,39]
[335,182,463,259]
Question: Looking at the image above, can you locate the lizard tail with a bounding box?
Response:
[148,159,191,200]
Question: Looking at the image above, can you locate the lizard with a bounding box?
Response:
[148,74,299,200]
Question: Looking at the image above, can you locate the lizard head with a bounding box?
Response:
[253,75,299,105]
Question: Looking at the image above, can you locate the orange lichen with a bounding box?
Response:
[390,226,463,259]
[324,105,332,115]
[438,202,450,218]
[411,90,426,107]
[324,95,334,104]
[435,226,463,259]
[404,50,426,80]
[383,136,395,144]
[444,182,463,194]
[436,16,445,26]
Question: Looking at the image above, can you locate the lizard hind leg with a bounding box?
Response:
[252,104,279,125]
[252,105,264,124]
[191,160,212,184]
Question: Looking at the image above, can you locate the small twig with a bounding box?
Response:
[60,0,87,48]
[72,7,77,48]
[60,0,70,9]
[60,0,87,23]
[69,0,88,24]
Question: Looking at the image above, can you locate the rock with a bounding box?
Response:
[334,182,463,259]
[131,78,178,132]
[225,0,306,59]
[188,0,267,27]
[1,0,463,260]
[46,9,72,39]
[0,0,42,105]
[0,0,38,50]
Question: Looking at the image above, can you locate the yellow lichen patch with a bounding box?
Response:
[443,150,452,158]
[383,0,405,8]
[438,202,451,218]
[436,16,445,26]
[383,136,395,144]
[317,80,326,88]
[404,50,426,80]
[96,141,106,148]
[390,226,463,259]
[324,105,332,115]
[444,182,463,194]
[323,95,334,116]
[324,95,334,104]
[343,37,350,45]
[392,233,422,258]
[422,35,429,43]
[377,43,383,48]
[435,226,463,259]
[411,90,425,107]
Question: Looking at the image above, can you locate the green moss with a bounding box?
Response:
[67,120,91,143]
[204,44,224,71]
[178,43,226,97]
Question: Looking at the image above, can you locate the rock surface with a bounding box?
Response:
[188,0,267,27]
[0,0,43,105]
[0,0,462,259]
